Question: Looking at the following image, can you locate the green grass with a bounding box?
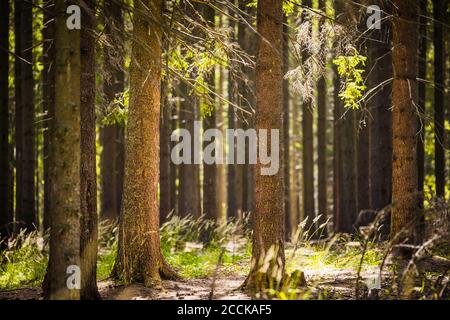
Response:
[165,244,250,278]
[286,243,383,274]
[0,232,48,290]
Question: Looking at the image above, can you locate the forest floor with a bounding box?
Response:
[0,217,448,300]
[0,245,392,300]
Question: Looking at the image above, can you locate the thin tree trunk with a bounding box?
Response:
[334,0,357,234]
[417,0,427,237]
[45,0,81,299]
[391,0,419,244]
[114,0,177,285]
[178,80,200,218]
[202,4,217,222]
[19,0,35,232]
[43,0,55,232]
[227,9,237,221]
[0,0,10,238]
[333,63,341,233]
[170,95,178,217]
[216,62,226,223]
[101,0,125,221]
[301,0,315,235]
[14,0,23,233]
[289,94,300,238]
[282,16,291,240]
[80,0,99,300]
[368,1,393,217]
[245,0,285,290]
[433,0,446,198]
[317,0,328,238]
[240,1,256,216]
[160,81,171,223]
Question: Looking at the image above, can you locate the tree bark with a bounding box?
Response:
[417,0,427,238]
[19,0,35,232]
[0,0,11,238]
[391,0,419,244]
[333,63,341,234]
[45,0,81,300]
[317,0,328,238]
[43,0,55,232]
[114,0,177,285]
[433,0,446,198]
[178,80,201,218]
[227,9,238,221]
[14,0,22,234]
[245,0,285,291]
[282,15,291,240]
[301,0,316,236]
[334,0,357,234]
[202,4,217,222]
[80,0,99,300]
[239,2,256,216]
[368,0,393,216]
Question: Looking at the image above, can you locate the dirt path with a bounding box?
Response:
[0,271,250,300]
[0,267,385,300]
[100,275,250,300]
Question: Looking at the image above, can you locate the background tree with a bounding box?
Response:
[433,0,446,198]
[367,0,393,218]
[19,0,35,232]
[301,0,316,235]
[42,0,55,231]
[101,0,125,221]
[0,0,10,238]
[316,0,328,238]
[202,3,217,223]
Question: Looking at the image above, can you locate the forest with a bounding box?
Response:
[0,0,449,301]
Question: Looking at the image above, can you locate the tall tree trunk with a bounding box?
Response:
[433,0,446,198]
[289,94,300,238]
[368,0,393,216]
[227,9,237,221]
[282,16,291,240]
[334,0,357,234]
[216,62,226,223]
[391,0,419,244]
[245,0,285,290]
[202,5,218,222]
[101,0,125,221]
[333,63,341,233]
[45,0,81,300]
[43,0,55,232]
[302,0,315,235]
[14,0,23,233]
[114,0,177,285]
[19,0,35,232]
[80,0,99,300]
[339,108,357,234]
[0,0,11,238]
[417,0,427,235]
[317,0,328,238]
[239,2,256,216]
